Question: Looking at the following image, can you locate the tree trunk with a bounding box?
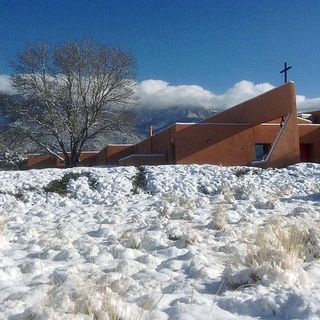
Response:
[64,151,80,168]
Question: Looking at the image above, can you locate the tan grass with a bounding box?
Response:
[211,205,227,230]
[224,217,317,289]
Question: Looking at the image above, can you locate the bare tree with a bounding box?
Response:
[9,40,136,167]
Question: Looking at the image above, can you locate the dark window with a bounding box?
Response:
[255,144,271,161]
[300,144,312,162]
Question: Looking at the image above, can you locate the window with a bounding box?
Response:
[255,144,271,161]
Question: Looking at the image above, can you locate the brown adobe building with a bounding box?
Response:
[25,82,320,169]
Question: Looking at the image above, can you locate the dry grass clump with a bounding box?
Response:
[158,194,195,220]
[24,277,144,320]
[0,217,6,232]
[119,229,141,249]
[72,285,127,320]
[166,222,202,247]
[217,182,255,203]
[0,217,7,245]
[223,217,319,290]
[210,205,227,230]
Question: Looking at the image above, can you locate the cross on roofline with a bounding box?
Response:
[280,62,292,83]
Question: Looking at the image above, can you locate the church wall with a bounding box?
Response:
[119,154,166,166]
[150,129,171,160]
[24,155,57,169]
[253,124,280,143]
[298,124,320,162]
[172,123,255,165]
[260,112,300,168]
[95,145,134,165]
[202,82,296,126]
[102,145,135,165]
[77,152,99,166]
[135,139,151,154]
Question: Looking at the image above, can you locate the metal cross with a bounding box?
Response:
[280,62,292,83]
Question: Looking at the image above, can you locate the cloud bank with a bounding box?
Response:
[136,79,275,110]
[0,74,319,112]
[136,79,320,112]
[296,95,320,112]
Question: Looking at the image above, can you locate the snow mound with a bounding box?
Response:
[0,163,320,319]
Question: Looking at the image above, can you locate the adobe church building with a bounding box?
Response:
[25,82,320,169]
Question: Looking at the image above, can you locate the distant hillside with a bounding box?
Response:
[134,105,214,135]
[0,102,215,152]
[87,105,214,149]
[0,116,10,126]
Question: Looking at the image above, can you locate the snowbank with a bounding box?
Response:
[0,163,320,319]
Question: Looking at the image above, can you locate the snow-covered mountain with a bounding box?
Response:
[1,163,320,319]
[87,106,214,149]
[134,105,214,134]
[0,115,10,127]
[1,104,214,151]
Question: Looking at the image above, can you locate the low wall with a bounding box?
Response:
[119,154,167,166]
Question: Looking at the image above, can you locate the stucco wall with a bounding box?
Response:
[172,123,255,165]
[119,154,166,166]
[25,155,57,169]
[99,145,135,165]
[298,124,320,162]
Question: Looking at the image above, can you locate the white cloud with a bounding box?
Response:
[1,74,319,112]
[296,95,320,112]
[0,75,15,94]
[135,79,215,109]
[212,80,275,110]
[135,79,275,110]
[136,79,320,112]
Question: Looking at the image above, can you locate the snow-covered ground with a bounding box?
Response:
[1,163,320,319]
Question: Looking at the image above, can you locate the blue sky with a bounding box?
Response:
[1,0,320,108]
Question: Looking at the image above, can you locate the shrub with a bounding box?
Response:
[131,166,148,194]
[234,168,250,178]
[0,151,26,170]
[44,171,98,196]
[0,186,38,202]
[198,184,210,195]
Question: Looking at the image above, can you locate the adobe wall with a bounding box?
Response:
[298,124,320,162]
[151,129,170,155]
[202,82,297,126]
[27,151,98,168]
[77,152,99,166]
[172,123,255,165]
[135,139,151,154]
[253,124,280,143]
[261,113,300,168]
[25,155,57,169]
[199,82,300,168]
[119,154,166,166]
[125,127,172,164]
[100,145,135,165]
